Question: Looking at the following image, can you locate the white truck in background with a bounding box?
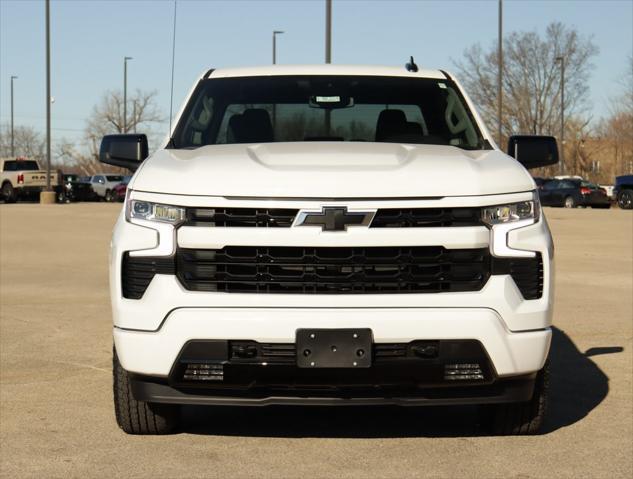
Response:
[89,174,126,202]
[1,157,60,203]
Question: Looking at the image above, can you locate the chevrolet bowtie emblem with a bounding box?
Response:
[294,207,375,232]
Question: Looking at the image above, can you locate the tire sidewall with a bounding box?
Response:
[564,196,575,208]
[2,182,16,203]
[618,190,633,210]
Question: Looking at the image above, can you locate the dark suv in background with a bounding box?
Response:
[614,175,633,210]
[57,174,96,203]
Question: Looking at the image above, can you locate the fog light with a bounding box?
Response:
[183,363,224,381]
[444,363,484,381]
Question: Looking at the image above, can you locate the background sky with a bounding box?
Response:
[1,0,631,148]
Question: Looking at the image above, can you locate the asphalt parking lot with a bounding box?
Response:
[1,204,631,479]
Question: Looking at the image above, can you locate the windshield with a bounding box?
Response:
[172,75,488,150]
[106,175,124,182]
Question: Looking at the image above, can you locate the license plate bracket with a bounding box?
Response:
[296,328,372,368]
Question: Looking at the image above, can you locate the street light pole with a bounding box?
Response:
[556,56,565,175]
[325,0,332,64]
[497,0,503,146]
[10,75,17,157]
[45,0,51,192]
[272,30,284,65]
[123,56,132,133]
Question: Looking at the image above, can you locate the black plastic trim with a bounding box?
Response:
[121,253,176,299]
[130,374,536,406]
[492,253,544,300]
[183,206,483,228]
[175,246,491,294]
[123,249,543,299]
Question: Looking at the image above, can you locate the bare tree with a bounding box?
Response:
[84,89,163,141]
[593,55,633,179]
[59,90,164,175]
[454,22,598,148]
[0,124,46,160]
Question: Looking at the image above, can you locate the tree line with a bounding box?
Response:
[455,21,632,183]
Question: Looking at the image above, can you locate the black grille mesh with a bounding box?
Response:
[186,208,297,227]
[184,207,482,228]
[175,246,490,294]
[121,250,543,300]
[371,208,481,227]
[121,253,175,299]
[492,254,544,300]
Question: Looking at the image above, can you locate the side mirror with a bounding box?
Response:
[99,134,148,171]
[507,135,559,169]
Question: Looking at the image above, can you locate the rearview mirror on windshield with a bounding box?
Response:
[99,134,148,172]
[507,135,559,169]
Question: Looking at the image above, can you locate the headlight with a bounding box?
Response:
[481,192,540,226]
[126,199,185,224]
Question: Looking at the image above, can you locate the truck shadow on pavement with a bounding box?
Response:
[181,327,620,438]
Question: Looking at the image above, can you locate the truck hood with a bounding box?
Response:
[132,142,535,198]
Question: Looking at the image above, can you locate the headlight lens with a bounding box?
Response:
[127,199,185,224]
[481,193,540,226]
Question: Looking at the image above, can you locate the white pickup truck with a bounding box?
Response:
[99,64,559,435]
[1,157,60,203]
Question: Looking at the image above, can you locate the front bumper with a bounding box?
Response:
[114,307,551,378]
[111,191,554,395]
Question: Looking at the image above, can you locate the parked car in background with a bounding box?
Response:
[532,177,548,190]
[1,157,60,203]
[113,175,132,202]
[599,184,615,200]
[539,178,610,208]
[58,174,96,203]
[90,174,125,202]
[613,175,633,210]
[553,175,584,181]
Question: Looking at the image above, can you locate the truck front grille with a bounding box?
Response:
[370,208,481,227]
[175,246,490,294]
[186,208,297,227]
[184,207,482,228]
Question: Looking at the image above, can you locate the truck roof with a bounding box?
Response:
[206,64,448,80]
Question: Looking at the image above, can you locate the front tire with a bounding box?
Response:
[564,196,575,208]
[618,190,633,210]
[113,347,179,435]
[57,191,69,203]
[2,182,17,203]
[485,362,549,435]
[105,190,114,202]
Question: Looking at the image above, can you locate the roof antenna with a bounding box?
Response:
[168,0,178,135]
[405,56,418,72]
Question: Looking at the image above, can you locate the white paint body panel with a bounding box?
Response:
[133,143,535,198]
[114,309,551,378]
